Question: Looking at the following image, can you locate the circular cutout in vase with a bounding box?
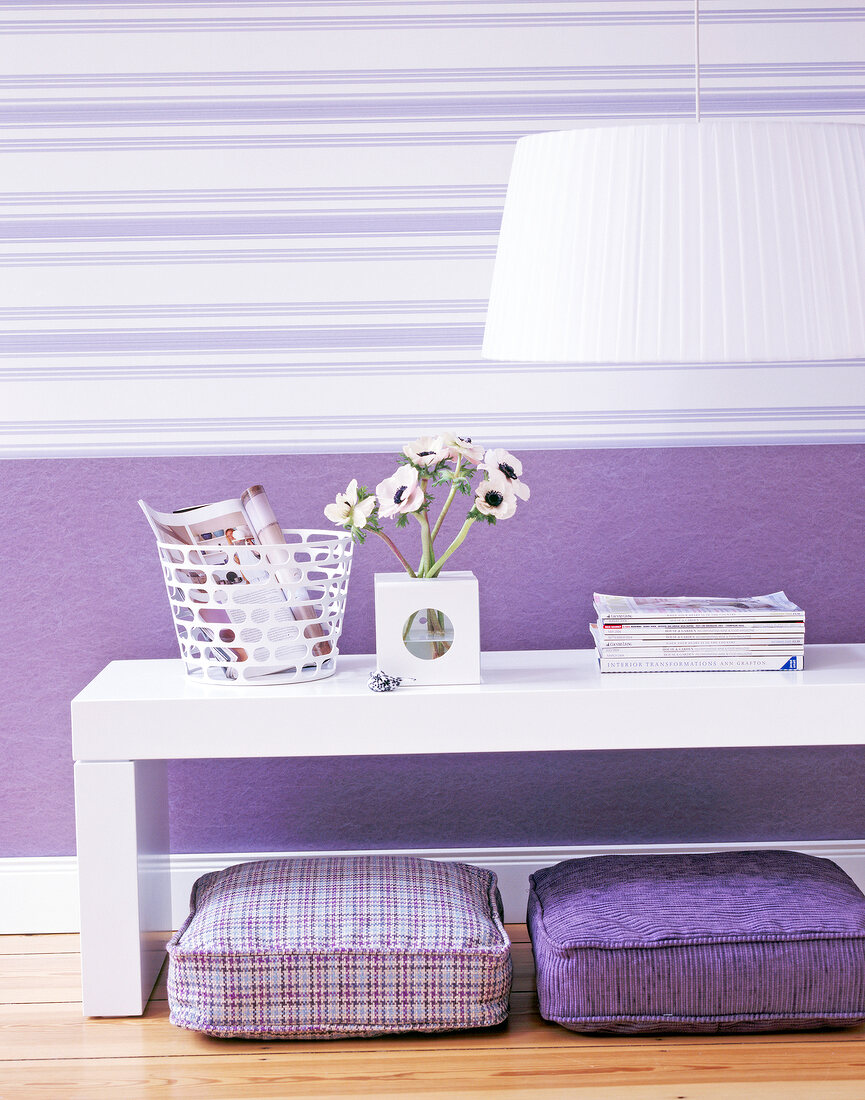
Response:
[402,608,455,660]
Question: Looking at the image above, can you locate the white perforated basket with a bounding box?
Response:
[156,529,353,685]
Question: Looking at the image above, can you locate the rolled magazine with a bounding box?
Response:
[240,485,330,657]
[140,486,330,679]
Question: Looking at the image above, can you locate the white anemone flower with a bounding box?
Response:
[474,472,518,520]
[376,466,426,518]
[480,447,530,501]
[323,479,377,529]
[440,431,485,465]
[403,434,450,469]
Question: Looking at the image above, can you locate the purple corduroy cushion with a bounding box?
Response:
[167,855,512,1039]
[528,850,865,1034]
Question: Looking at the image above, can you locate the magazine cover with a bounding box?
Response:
[140,487,330,678]
[597,653,804,673]
[593,591,805,624]
[598,620,805,636]
[590,625,805,654]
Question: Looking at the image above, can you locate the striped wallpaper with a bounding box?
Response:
[1,1,864,457]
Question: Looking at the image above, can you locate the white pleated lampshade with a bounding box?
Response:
[482,121,865,363]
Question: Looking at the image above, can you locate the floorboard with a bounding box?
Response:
[0,934,80,956]
[1,932,864,1099]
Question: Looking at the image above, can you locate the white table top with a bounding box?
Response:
[71,644,865,762]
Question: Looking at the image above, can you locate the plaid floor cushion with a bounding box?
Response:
[168,855,512,1038]
[528,850,865,1034]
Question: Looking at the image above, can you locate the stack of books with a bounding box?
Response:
[591,592,806,673]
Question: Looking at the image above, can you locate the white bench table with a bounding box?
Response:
[72,644,865,1016]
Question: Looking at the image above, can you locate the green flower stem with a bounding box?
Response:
[419,512,434,575]
[415,482,435,576]
[426,516,476,578]
[402,605,447,657]
[372,528,416,577]
[402,608,420,642]
[430,456,461,543]
[429,606,447,657]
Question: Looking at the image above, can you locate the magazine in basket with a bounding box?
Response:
[140,486,331,681]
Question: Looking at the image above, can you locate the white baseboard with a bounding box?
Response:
[0,857,80,934]
[5,840,865,934]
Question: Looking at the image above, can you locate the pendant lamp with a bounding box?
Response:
[482,9,865,365]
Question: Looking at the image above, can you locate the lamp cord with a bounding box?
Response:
[694,0,701,122]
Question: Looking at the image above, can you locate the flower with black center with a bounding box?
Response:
[375,466,426,518]
[324,433,531,577]
[474,472,517,520]
[403,434,450,469]
[480,447,530,501]
[324,479,377,529]
[440,431,485,465]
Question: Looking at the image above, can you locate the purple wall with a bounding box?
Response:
[2,443,864,858]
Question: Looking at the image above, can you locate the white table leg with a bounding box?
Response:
[74,759,171,1016]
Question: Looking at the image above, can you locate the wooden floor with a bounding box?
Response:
[3,930,865,1100]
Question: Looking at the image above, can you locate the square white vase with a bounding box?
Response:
[374,571,480,686]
